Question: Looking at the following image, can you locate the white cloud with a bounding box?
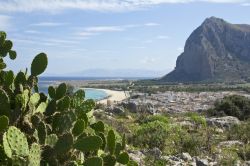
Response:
[241,3,250,6]
[77,23,159,38]
[0,15,12,30]
[157,35,170,39]
[85,26,125,32]
[0,0,248,13]
[145,22,160,26]
[24,30,41,34]
[130,46,146,49]
[31,22,66,27]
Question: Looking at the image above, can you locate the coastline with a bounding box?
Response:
[82,88,129,105]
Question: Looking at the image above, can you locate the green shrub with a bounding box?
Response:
[0,31,132,166]
[227,120,250,144]
[208,95,250,120]
[131,121,169,151]
[187,112,207,128]
[136,115,169,124]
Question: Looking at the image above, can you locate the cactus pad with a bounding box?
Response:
[72,119,85,136]
[37,121,47,144]
[103,155,116,166]
[107,130,116,155]
[3,133,12,158]
[31,53,48,76]
[0,115,9,132]
[0,89,10,115]
[117,152,129,164]
[74,136,103,152]
[90,121,105,133]
[5,126,29,157]
[48,86,56,99]
[84,157,103,166]
[45,134,58,147]
[28,143,41,166]
[34,102,47,114]
[54,133,73,155]
[57,96,70,111]
[56,83,67,100]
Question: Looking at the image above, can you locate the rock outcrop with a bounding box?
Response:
[162,17,250,82]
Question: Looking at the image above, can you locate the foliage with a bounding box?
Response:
[227,120,250,144]
[187,112,207,128]
[136,114,169,124]
[208,95,250,120]
[0,31,132,166]
[130,121,169,151]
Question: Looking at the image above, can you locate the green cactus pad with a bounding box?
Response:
[3,133,12,158]
[45,134,58,147]
[3,70,14,86]
[6,126,29,157]
[81,99,95,113]
[34,102,47,114]
[31,53,48,76]
[0,31,6,45]
[8,50,17,60]
[3,40,13,52]
[48,86,56,99]
[37,121,47,144]
[74,136,103,152]
[14,71,26,88]
[98,132,106,150]
[103,155,116,166]
[28,143,41,166]
[45,99,56,116]
[72,119,85,136]
[0,62,6,69]
[90,121,105,133]
[54,133,73,155]
[0,89,10,116]
[74,89,85,99]
[29,93,40,107]
[117,152,129,164]
[115,143,122,157]
[57,96,70,111]
[84,157,103,166]
[56,83,67,100]
[107,130,116,155]
[0,115,9,132]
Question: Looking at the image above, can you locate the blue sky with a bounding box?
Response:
[0,0,250,76]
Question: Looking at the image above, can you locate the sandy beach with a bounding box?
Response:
[97,89,129,105]
[81,88,129,105]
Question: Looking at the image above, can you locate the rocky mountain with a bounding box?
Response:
[162,17,250,82]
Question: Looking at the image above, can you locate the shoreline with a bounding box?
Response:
[81,88,129,105]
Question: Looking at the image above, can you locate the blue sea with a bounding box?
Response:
[38,76,147,100]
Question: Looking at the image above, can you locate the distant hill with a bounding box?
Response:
[161,17,250,82]
[47,69,168,78]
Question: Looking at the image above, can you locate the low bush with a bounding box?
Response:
[130,121,169,151]
[208,95,250,120]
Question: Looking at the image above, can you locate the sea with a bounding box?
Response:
[38,76,148,100]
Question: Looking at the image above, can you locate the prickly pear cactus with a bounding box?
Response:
[28,143,41,166]
[0,31,134,166]
[4,126,29,157]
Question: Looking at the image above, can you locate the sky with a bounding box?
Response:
[0,0,250,76]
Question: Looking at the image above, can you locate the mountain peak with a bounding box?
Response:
[161,17,250,82]
[202,16,227,27]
